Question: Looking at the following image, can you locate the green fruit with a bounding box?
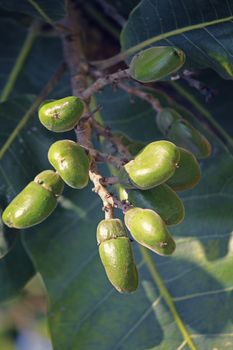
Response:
[129,46,185,83]
[124,208,176,255]
[34,170,64,196]
[48,140,90,189]
[167,148,201,191]
[168,120,212,159]
[121,184,185,226]
[124,140,180,189]
[38,96,84,132]
[156,108,181,135]
[2,170,63,229]
[97,218,138,293]
[156,108,211,158]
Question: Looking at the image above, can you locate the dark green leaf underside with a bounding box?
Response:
[0,19,70,99]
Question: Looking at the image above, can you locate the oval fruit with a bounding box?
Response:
[156,108,211,158]
[2,170,63,229]
[168,119,212,159]
[167,148,201,191]
[124,140,180,189]
[121,184,185,226]
[129,46,185,83]
[97,218,138,293]
[124,208,176,255]
[48,140,90,189]
[38,96,84,132]
[156,108,181,135]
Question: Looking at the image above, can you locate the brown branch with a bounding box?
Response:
[82,69,130,101]
[100,176,120,185]
[119,83,162,112]
[62,0,126,219]
[91,119,132,159]
[62,2,89,97]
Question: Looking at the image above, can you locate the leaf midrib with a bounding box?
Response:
[94,14,233,69]
[140,246,197,350]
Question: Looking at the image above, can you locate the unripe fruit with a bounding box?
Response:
[38,96,84,132]
[2,170,64,229]
[124,140,180,189]
[97,218,138,293]
[129,46,185,83]
[48,140,90,189]
[34,170,64,196]
[167,148,201,191]
[124,208,176,255]
[156,108,181,135]
[157,108,211,158]
[168,120,211,159]
[120,184,184,226]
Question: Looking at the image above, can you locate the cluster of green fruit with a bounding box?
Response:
[1,45,212,294]
[104,117,210,293]
[2,96,89,228]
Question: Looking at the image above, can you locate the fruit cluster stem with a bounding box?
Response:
[119,83,162,112]
[91,119,132,159]
[82,69,130,101]
[62,0,121,220]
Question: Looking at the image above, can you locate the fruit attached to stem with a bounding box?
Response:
[97,218,138,293]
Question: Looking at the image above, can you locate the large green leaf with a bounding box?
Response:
[176,69,233,137]
[0,237,35,302]
[121,0,233,79]
[2,82,228,349]
[0,0,65,21]
[0,18,70,99]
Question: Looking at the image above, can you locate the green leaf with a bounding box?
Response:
[104,0,140,18]
[176,69,233,137]
[0,0,65,21]
[0,196,18,258]
[0,18,70,100]
[3,84,228,349]
[121,0,233,79]
[0,237,35,302]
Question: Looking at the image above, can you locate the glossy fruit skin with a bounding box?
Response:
[120,184,184,226]
[2,169,64,229]
[48,140,90,189]
[124,208,176,255]
[167,148,201,191]
[129,46,185,83]
[157,108,211,158]
[97,219,138,293]
[38,96,84,132]
[124,140,180,189]
[34,170,64,196]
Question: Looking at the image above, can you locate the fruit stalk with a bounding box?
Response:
[82,69,130,101]
[119,83,162,112]
[91,119,132,158]
[61,0,118,219]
